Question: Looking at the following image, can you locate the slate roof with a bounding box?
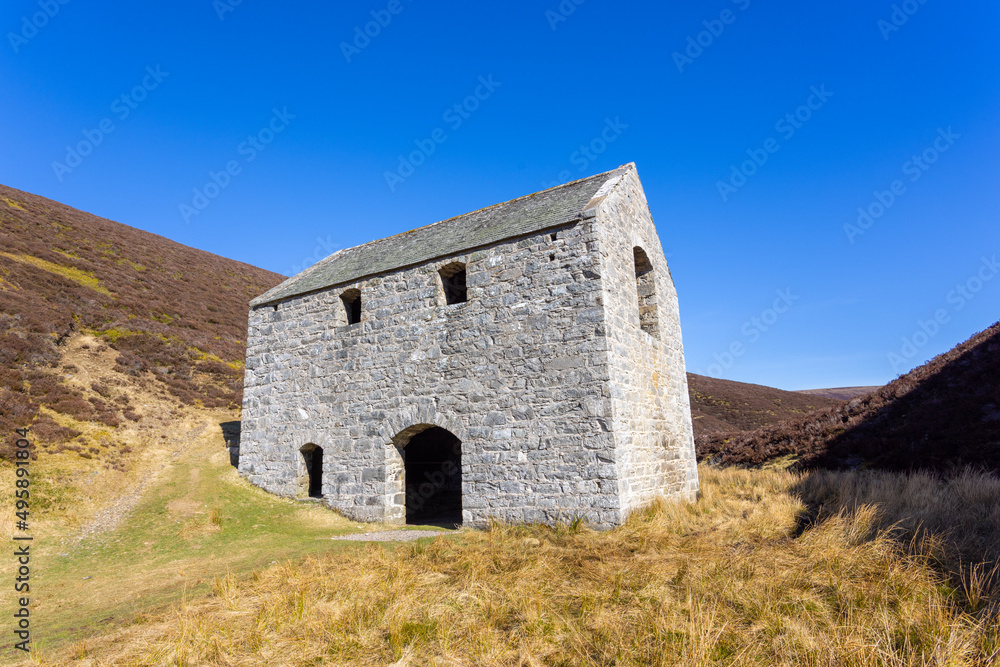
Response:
[251,164,632,306]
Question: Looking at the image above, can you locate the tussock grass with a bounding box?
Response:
[795,467,1000,574]
[32,465,1000,666]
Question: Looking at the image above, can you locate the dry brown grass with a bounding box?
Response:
[795,467,1000,577]
[0,381,359,663]
[28,465,1000,666]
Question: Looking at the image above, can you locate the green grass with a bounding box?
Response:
[1,426,379,659]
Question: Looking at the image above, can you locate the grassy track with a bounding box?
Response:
[0,409,450,663]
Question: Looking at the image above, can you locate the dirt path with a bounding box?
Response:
[71,421,209,542]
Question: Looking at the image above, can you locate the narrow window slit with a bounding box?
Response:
[633,247,659,339]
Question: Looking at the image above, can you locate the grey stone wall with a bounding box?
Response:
[241,220,628,527]
[240,165,698,527]
[591,170,699,514]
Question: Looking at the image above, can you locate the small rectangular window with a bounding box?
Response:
[341,289,361,324]
[439,263,467,305]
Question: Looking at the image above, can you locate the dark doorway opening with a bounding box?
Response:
[403,427,462,526]
[303,445,323,498]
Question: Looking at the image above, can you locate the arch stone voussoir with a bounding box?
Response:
[390,422,435,447]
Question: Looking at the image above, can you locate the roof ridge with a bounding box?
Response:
[330,164,630,258]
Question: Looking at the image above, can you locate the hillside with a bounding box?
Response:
[686,372,841,438]
[698,321,1000,471]
[796,386,881,401]
[0,185,284,458]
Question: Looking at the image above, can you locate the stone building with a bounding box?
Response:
[239,163,698,528]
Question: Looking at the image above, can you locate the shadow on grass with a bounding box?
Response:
[790,465,1000,610]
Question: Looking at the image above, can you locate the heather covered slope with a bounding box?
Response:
[796,386,880,401]
[698,321,1000,471]
[687,372,841,439]
[0,186,284,455]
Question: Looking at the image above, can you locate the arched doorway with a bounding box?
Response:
[401,427,462,525]
[300,444,323,498]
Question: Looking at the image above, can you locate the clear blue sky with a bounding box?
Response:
[2,1,998,390]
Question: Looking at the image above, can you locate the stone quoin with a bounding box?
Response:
[239,163,699,528]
